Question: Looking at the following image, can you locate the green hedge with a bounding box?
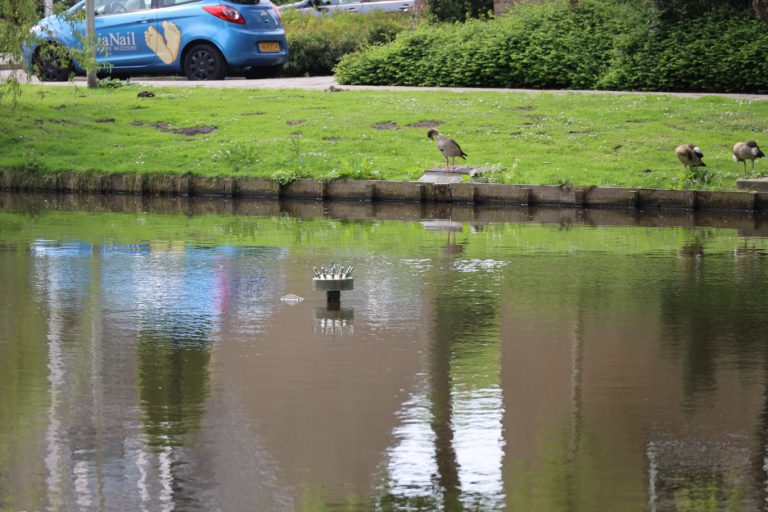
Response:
[282,10,409,77]
[334,0,768,93]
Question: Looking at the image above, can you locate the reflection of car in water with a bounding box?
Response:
[278,0,412,14]
[25,0,288,81]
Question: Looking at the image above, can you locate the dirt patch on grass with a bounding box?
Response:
[406,120,444,128]
[241,112,265,116]
[522,114,549,120]
[323,136,342,141]
[372,121,398,130]
[96,118,116,123]
[287,120,306,126]
[175,126,216,136]
[625,119,646,124]
[131,121,217,136]
[512,106,536,111]
[567,129,593,134]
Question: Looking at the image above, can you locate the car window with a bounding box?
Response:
[95,0,151,15]
[317,0,338,6]
[158,0,201,7]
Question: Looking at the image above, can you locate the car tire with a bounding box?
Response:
[183,43,227,81]
[33,45,71,82]
[244,64,284,79]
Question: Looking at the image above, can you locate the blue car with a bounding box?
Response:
[26,0,288,81]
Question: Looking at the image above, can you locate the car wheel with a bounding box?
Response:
[33,45,71,82]
[183,44,227,81]
[244,64,284,79]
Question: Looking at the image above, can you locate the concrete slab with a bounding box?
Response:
[696,190,756,211]
[326,180,374,201]
[418,166,481,184]
[418,172,463,184]
[192,176,234,196]
[281,179,326,199]
[236,177,279,197]
[736,177,768,192]
[374,181,423,202]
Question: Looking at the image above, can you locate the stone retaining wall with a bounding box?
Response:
[1,171,765,212]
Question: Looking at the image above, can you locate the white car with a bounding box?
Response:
[279,0,412,14]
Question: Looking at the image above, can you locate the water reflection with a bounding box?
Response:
[381,237,507,510]
[2,199,768,510]
[314,307,354,336]
[21,241,290,510]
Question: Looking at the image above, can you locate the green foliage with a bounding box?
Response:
[97,76,130,89]
[429,0,493,23]
[0,0,38,103]
[282,10,408,76]
[271,169,301,185]
[2,1,111,101]
[212,143,261,173]
[330,155,383,180]
[336,1,636,88]
[599,6,768,93]
[682,166,718,188]
[645,0,751,21]
[336,0,768,93]
[475,164,510,183]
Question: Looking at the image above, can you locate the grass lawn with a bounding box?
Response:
[3,84,768,190]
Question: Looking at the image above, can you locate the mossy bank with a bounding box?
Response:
[3,171,768,213]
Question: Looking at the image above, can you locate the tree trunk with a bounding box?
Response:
[754,0,768,20]
[414,0,429,17]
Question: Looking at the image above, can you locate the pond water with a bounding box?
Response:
[2,194,768,511]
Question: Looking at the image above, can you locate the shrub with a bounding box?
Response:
[429,0,493,23]
[598,8,768,92]
[335,0,768,93]
[282,10,409,76]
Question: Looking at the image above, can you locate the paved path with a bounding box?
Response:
[3,68,768,100]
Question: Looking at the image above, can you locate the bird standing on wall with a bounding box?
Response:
[674,144,705,173]
[427,129,468,169]
[732,141,765,174]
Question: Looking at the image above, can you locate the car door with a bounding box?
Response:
[313,0,341,14]
[152,0,207,69]
[94,0,157,69]
[336,0,364,12]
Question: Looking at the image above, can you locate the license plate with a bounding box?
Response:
[258,42,280,53]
